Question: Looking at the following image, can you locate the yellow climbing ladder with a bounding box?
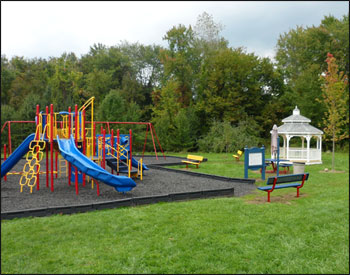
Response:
[19,139,46,193]
[19,116,47,193]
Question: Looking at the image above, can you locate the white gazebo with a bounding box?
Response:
[276,106,323,165]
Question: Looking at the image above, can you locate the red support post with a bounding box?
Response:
[68,106,71,186]
[117,129,120,175]
[46,106,49,188]
[36,105,40,190]
[75,165,79,195]
[151,123,166,160]
[82,109,86,187]
[111,129,114,174]
[75,104,78,195]
[8,122,12,155]
[102,128,106,169]
[0,121,8,136]
[4,144,7,181]
[142,124,149,159]
[96,180,100,196]
[50,104,54,192]
[149,123,158,160]
[75,105,78,146]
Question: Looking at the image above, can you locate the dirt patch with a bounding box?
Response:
[245,192,308,205]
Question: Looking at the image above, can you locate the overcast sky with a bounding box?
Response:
[1,1,348,60]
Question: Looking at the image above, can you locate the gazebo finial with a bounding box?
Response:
[293,106,300,115]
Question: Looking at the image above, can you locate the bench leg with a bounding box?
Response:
[297,187,300,197]
[267,191,271,202]
[196,164,198,168]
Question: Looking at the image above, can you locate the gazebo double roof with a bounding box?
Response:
[276,106,323,165]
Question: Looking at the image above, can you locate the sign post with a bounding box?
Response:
[244,145,265,180]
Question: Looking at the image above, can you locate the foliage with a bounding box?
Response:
[1,105,16,126]
[318,53,349,171]
[0,13,348,153]
[275,14,349,127]
[195,47,285,137]
[198,119,260,153]
[97,89,141,124]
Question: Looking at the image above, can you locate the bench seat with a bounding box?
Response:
[181,155,204,168]
[257,173,309,202]
[280,163,292,167]
[181,160,200,165]
[258,183,301,191]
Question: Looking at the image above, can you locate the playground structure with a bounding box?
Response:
[1,97,165,196]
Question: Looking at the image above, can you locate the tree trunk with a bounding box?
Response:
[332,130,335,172]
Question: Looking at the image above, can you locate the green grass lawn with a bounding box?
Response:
[1,151,349,274]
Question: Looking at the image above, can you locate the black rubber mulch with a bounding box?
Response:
[1,156,256,212]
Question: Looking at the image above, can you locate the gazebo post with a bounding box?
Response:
[306,135,311,163]
[286,135,291,160]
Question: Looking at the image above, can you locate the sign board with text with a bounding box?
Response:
[244,146,265,180]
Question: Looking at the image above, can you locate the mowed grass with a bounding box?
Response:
[1,152,349,274]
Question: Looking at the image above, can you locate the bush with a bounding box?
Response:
[152,107,200,152]
[198,119,260,153]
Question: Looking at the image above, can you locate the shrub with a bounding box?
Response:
[198,119,260,153]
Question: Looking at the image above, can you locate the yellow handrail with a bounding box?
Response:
[79,96,94,157]
[78,96,95,112]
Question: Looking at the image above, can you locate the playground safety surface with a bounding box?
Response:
[1,156,256,219]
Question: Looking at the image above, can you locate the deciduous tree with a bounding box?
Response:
[319,53,348,171]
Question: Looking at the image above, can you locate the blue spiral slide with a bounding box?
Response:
[1,133,35,178]
[57,135,136,193]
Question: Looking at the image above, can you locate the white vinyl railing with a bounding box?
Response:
[279,147,321,161]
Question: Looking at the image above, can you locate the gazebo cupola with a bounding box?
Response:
[277,106,323,165]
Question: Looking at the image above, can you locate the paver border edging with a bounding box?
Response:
[1,188,234,220]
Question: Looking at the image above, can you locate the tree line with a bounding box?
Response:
[1,12,348,152]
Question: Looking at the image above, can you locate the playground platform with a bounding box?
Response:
[1,156,256,220]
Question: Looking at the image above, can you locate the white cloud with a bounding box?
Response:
[1,1,348,59]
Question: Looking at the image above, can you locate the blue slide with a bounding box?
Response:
[57,135,136,193]
[119,155,149,171]
[1,133,35,178]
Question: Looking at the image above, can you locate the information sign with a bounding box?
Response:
[244,146,265,180]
